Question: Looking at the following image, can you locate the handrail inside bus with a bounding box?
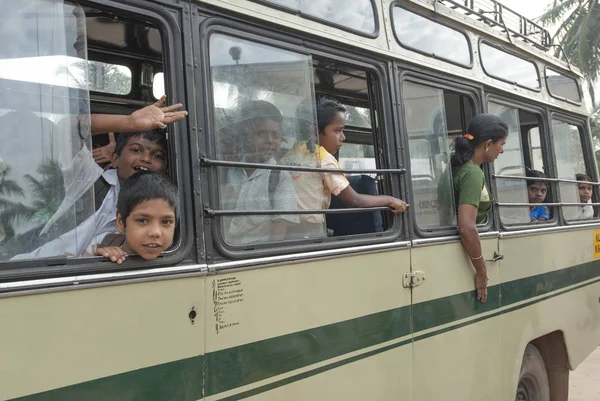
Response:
[200,156,406,175]
[496,202,600,207]
[204,206,392,217]
[493,174,600,186]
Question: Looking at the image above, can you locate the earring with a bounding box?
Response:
[485,146,489,152]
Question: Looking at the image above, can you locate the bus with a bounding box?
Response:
[0,0,598,400]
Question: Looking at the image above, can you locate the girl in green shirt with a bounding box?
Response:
[450,114,508,303]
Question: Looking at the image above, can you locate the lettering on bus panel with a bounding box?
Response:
[253,0,377,36]
[594,230,600,259]
[391,6,471,67]
[480,42,540,90]
[212,276,244,334]
[546,68,581,103]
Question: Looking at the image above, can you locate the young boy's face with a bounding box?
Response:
[111,136,166,181]
[578,183,593,203]
[319,111,346,155]
[116,199,176,260]
[245,120,281,163]
[528,182,547,203]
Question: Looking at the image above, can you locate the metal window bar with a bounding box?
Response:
[497,202,600,207]
[200,156,406,175]
[204,206,392,217]
[435,0,551,50]
[493,174,600,186]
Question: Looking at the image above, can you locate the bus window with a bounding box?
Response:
[480,42,540,90]
[391,6,471,67]
[551,120,593,221]
[403,82,474,230]
[489,103,532,225]
[528,127,543,172]
[153,72,165,99]
[546,68,581,103]
[209,33,316,246]
[0,1,97,261]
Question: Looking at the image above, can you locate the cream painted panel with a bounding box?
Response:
[241,345,412,401]
[499,281,600,401]
[205,249,411,350]
[412,239,502,401]
[499,229,593,283]
[0,276,205,400]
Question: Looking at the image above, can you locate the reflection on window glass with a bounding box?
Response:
[344,105,371,128]
[528,127,543,171]
[392,7,470,66]
[546,68,581,102]
[0,57,131,95]
[488,103,530,224]
[258,0,376,35]
[209,33,318,245]
[551,120,588,220]
[0,1,98,261]
[480,43,540,89]
[338,143,375,177]
[403,82,455,229]
[153,72,165,99]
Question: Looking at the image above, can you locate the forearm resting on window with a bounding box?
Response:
[457,204,486,275]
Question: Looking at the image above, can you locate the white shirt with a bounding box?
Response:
[12,169,120,260]
[224,158,299,245]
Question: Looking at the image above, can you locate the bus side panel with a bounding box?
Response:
[0,276,205,401]
[203,249,412,400]
[499,229,600,400]
[411,239,502,401]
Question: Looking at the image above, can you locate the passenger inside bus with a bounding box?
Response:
[526,169,550,222]
[576,173,594,219]
[222,100,298,245]
[96,170,179,264]
[281,98,407,239]
[446,114,508,303]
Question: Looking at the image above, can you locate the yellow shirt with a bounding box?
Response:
[281,141,350,224]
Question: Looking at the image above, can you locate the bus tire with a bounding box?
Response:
[515,344,551,401]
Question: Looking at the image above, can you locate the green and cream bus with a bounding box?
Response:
[1,0,599,400]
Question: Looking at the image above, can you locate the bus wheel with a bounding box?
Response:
[515,344,550,401]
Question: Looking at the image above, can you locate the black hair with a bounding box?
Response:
[316,98,346,134]
[576,173,592,182]
[450,113,509,170]
[114,129,167,156]
[526,169,547,187]
[238,100,283,130]
[117,170,179,226]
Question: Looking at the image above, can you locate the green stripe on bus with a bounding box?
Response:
[9,355,204,401]
[11,259,600,401]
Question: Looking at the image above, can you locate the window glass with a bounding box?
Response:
[338,143,375,177]
[209,34,317,245]
[403,82,455,229]
[0,1,97,261]
[344,105,371,128]
[0,57,131,95]
[153,72,165,99]
[392,7,471,67]
[480,43,540,90]
[488,103,530,224]
[256,0,376,35]
[551,120,590,220]
[529,127,544,171]
[546,68,581,102]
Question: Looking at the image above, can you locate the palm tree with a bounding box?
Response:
[539,0,600,104]
[0,167,34,244]
[24,160,65,223]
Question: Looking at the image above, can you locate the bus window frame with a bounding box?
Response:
[248,0,380,39]
[479,40,542,92]
[548,111,599,225]
[197,20,406,263]
[0,0,195,282]
[484,94,558,231]
[396,69,488,239]
[389,3,473,69]
[545,67,582,105]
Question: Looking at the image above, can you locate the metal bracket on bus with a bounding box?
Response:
[403,271,426,288]
[486,252,504,262]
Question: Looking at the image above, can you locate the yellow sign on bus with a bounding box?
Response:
[594,230,600,258]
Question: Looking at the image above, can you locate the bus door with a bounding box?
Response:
[402,78,503,401]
